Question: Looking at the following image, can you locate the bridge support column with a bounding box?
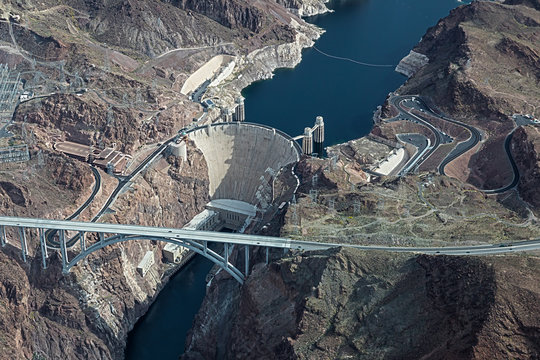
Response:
[266,247,269,264]
[18,227,28,263]
[224,243,229,268]
[80,231,86,251]
[39,228,47,269]
[245,245,249,277]
[0,225,5,247]
[98,232,104,245]
[203,241,207,254]
[59,229,68,273]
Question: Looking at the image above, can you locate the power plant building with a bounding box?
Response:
[54,140,132,175]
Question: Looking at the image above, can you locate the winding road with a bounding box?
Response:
[44,166,100,246]
[46,136,177,248]
[388,95,519,194]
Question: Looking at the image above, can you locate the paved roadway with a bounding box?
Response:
[482,129,520,194]
[388,95,519,194]
[44,166,101,246]
[46,136,177,248]
[3,216,540,256]
[396,133,429,176]
[66,167,101,221]
[388,96,444,171]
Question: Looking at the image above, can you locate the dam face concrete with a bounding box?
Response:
[188,122,301,206]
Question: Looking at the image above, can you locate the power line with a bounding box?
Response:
[313,46,395,68]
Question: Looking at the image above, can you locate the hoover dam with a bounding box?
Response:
[187,122,301,206]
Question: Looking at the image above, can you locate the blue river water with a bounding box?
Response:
[125,1,467,359]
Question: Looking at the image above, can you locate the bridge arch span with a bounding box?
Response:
[66,235,245,283]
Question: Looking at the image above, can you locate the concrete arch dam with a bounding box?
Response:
[188,122,301,205]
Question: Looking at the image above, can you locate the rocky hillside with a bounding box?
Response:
[183,248,540,360]
[390,0,540,205]
[0,0,326,358]
[512,125,540,207]
[400,0,539,122]
[0,143,210,359]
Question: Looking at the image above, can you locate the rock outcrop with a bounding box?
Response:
[275,0,331,17]
[183,248,540,359]
[399,1,540,121]
[393,0,540,204]
[512,126,540,207]
[0,143,210,359]
[395,50,429,78]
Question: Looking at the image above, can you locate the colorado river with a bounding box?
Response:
[125,0,468,358]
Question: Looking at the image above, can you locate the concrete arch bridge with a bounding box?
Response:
[2,216,540,284]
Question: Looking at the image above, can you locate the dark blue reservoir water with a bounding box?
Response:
[243,0,468,145]
[125,1,468,358]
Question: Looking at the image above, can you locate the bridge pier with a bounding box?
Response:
[0,225,5,247]
[245,245,249,277]
[18,227,28,263]
[39,228,47,269]
[80,231,86,251]
[98,232,104,245]
[224,243,229,268]
[265,247,269,264]
[59,229,68,273]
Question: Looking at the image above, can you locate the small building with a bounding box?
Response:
[137,251,155,277]
[19,91,33,101]
[163,243,187,263]
[202,99,215,109]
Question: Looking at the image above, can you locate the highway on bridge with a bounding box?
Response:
[4,216,540,257]
[46,135,177,248]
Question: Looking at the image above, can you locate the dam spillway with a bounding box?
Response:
[187,122,301,206]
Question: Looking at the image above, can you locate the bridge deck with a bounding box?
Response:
[1,216,540,256]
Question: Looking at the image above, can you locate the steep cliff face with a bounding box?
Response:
[0,145,210,359]
[183,248,540,359]
[0,151,93,219]
[512,126,540,208]
[3,0,298,57]
[505,0,540,10]
[19,92,197,153]
[0,252,114,360]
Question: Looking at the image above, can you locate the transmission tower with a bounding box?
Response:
[37,150,45,166]
[353,201,361,214]
[328,198,335,211]
[107,106,114,126]
[312,174,318,187]
[309,189,318,203]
